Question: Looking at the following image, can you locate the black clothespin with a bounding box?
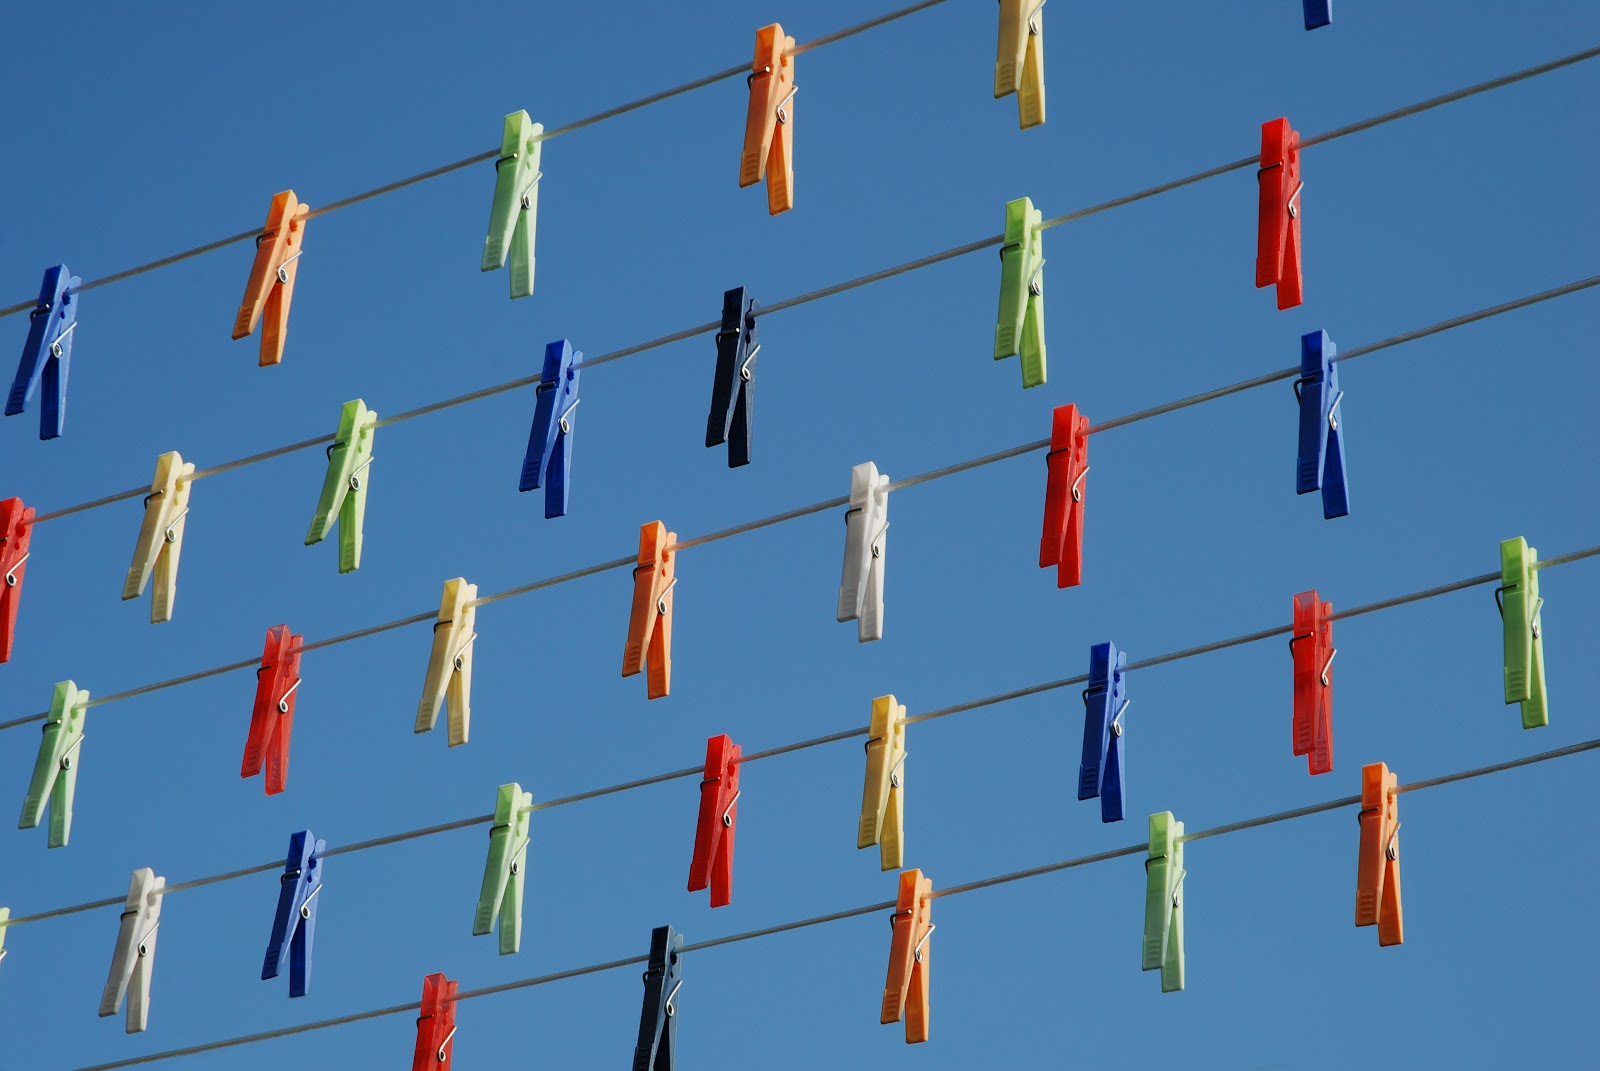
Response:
[705,287,759,468]
[632,924,684,1071]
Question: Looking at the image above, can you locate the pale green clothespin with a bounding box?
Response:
[1498,537,1548,729]
[474,782,532,955]
[305,399,377,573]
[482,111,543,299]
[19,680,88,848]
[994,196,1046,388]
[1,906,11,964]
[1141,811,1184,993]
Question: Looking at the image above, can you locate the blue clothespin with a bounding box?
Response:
[262,830,324,998]
[632,924,684,1071]
[1303,1,1332,30]
[1078,641,1127,823]
[519,339,581,517]
[705,287,758,468]
[7,265,81,440]
[1294,330,1349,519]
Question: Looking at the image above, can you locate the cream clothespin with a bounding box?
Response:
[121,452,195,623]
[858,694,908,871]
[99,867,166,1033]
[837,462,890,643]
[995,1,1047,130]
[416,577,476,747]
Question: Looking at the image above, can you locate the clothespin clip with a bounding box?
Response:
[632,924,684,1071]
[1079,641,1127,823]
[1141,811,1185,992]
[1,907,10,965]
[482,110,543,299]
[705,288,758,468]
[881,868,933,1044]
[1498,537,1548,729]
[623,521,676,700]
[474,782,532,955]
[994,196,1047,388]
[1256,117,1304,310]
[233,191,309,366]
[6,265,80,439]
[1294,330,1349,519]
[740,24,796,215]
[417,578,476,747]
[837,462,890,643]
[242,624,303,795]
[19,680,88,848]
[262,830,324,997]
[520,339,581,515]
[1304,1,1332,30]
[688,734,741,908]
[305,399,377,573]
[1355,762,1403,946]
[858,695,908,871]
[411,972,459,1071]
[994,1,1046,129]
[0,497,36,663]
[1039,403,1089,588]
[99,867,166,1033]
[120,452,196,624]
[1290,589,1335,775]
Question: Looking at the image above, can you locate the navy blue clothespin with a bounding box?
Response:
[705,287,758,468]
[1304,1,1332,30]
[7,265,81,440]
[632,924,683,1071]
[1078,641,1127,823]
[519,339,581,517]
[1294,329,1349,519]
[262,830,324,998]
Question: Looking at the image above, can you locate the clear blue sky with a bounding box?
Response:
[3,2,1597,1068]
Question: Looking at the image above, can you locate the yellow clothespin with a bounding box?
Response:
[416,577,476,747]
[858,694,907,871]
[995,0,1046,130]
[121,452,195,623]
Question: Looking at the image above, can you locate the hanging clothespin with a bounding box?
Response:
[994,196,1047,388]
[120,452,196,624]
[705,288,759,468]
[1355,762,1403,946]
[837,462,890,643]
[482,110,543,299]
[474,782,532,955]
[688,734,742,908]
[99,867,165,1033]
[19,680,89,848]
[1,907,10,964]
[520,339,581,516]
[633,924,684,1071]
[242,624,303,795]
[1079,641,1127,823]
[858,694,908,871]
[262,830,324,997]
[881,868,933,1044]
[1498,537,1548,729]
[1304,1,1332,30]
[6,265,80,439]
[412,972,459,1071]
[994,1,1046,129]
[305,399,377,573]
[740,24,796,215]
[0,497,36,663]
[1290,589,1334,775]
[417,578,476,747]
[1141,811,1185,992]
[1256,117,1304,310]
[234,191,309,366]
[1039,403,1089,588]
[1294,330,1349,519]
[623,521,676,700]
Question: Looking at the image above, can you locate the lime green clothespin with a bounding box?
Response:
[482,111,543,300]
[1141,811,1184,993]
[305,399,377,573]
[19,680,88,848]
[994,196,1046,389]
[1498,537,1548,729]
[474,782,532,955]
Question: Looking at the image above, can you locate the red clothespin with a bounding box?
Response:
[233,190,310,366]
[0,498,35,663]
[1355,762,1403,946]
[1039,404,1089,589]
[622,521,676,700]
[1290,590,1334,775]
[241,625,303,795]
[739,23,796,215]
[1255,117,1304,310]
[688,734,742,908]
[412,973,458,1071]
[881,868,933,1044]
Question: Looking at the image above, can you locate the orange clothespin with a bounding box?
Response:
[622,521,676,700]
[881,868,932,1044]
[1355,761,1403,947]
[739,24,796,215]
[233,191,310,366]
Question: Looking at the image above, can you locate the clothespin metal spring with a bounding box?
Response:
[1288,631,1336,685]
[6,551,28,585]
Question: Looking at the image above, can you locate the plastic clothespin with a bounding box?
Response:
[1,907,10,964]
[881,868,933,1044]
[0,497,36,663]
[858,695,908,871]
[740,24,796,215]
[1355,762,1403,946]
[1256,117,1304,310]
[623,521,676,700]
[6,265,80,439]
[1304,1,1332,30]
[520,339,581,516]
[1498,537,1549,729]
[262,830,324,997]
[837,462,890,643]
[242,624,303,795]
[482,110,543,299]
[99,867,166,1033]
[994,0,1046,129]
[1294,330,1349,519]
[633,924,684,1071]
[1141,811,1185,993]
[994,196,1046,388]
[305,399,377,573]
[417,578,476,747]
[1039,403,1089,588]
[705,288,759,468]
[233,191,309,366]
[473,783,532,955]
[120,452,196,624]
[1079,641,1127,823]
[1290,590,1335,775]
[412,972,459,1071]
[19,680,89,848]
[688,735,741,908]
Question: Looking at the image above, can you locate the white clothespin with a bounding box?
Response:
[416,577,476,747]
[121,452,195,624]
[99,867,166,1033]
[837,462,890,642]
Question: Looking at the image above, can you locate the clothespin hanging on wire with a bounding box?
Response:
[740,24,796,215]
[233,191,309,366]
[1304,1,1332,30]
[1039,403,1089,588]
[1355,762,1403,946]
[120,452,196,624]
[633,924,684,1071]
[412,972,459,1071]
[705,288,758,468]
[19,680,88,848]
[1498,537,1548,729]
[1079,641,1127,823]
[262,830,324,997]
[1290,589,1335,775]
[994,1,1045,129]
[837,462,890,643]
[859,695,908,871]
[473,782,532,955]
[6,264,80,439]
[623,521,676,700]
[0,497,36,663]
[482,110,543,299]
[1141,811,1184,993]
[1256,117,1305,310]
[1295,330,1349,519]
[994,196,1046,387]
[1,907,10,964]
[881,868,933,1044]
[520,339,581,515]
[305,399,377,573]
[242,624,303,795]
[99,867,166,1033]
[688,734,741,908]
[417,578,476,747]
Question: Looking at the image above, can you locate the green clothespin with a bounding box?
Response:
[1141,810,1184,993]
[18,680,88,848]
[305,399,377,574]
[994,196,1046,389]
[474,782,532,955]
[481,110,543,300]
[1498,537,1548,729]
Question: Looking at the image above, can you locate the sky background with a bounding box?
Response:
[2,1,1597,1068]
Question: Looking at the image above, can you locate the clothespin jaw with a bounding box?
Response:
[7,264,81,439]
[1141,811,1185,993]
[482,110,544,299]
[994,0,1046,129]
[18,679,89,848]
[1038,403,1089,588]
[1079,641,1128,823]
[474,782,533,955]
[994,196,1047,388]
[837,462,891,643]
[688,734,742,908]
[412,972,460,1071]
[858,695,908,871]
[120,451,196,624]
[1498,537,1548,729]
[242,624,303,795]
[1304,1,1333,30]
[417,578,477,747]
[0,497,36,663]
[233,191,309,366]
[1256,117,1304,310]
[519,339,582,516]
[740,23,796,215]
[881,868,933,1044]
[622,521,676,700]
[1355,762,1403,946]
[633,924,685,1071]
[261,830,325,997]
[99,867,166,1033]
[305,399,378,573]
[1290,590,1335,775]
[705,288,759,468]
[1295,330,1349,519]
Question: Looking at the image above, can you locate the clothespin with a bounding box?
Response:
[740,24,796,215]
[242,624,303,795]
[0,907,10,964]
[261,830,324,997]
[1290,590,1335,775]
[1355,762,1403,946]
[623,521,676,700]
[837,462,890,643]
[632,924,684,1071]
[305,399,377,573]
[0,497,36,663]
[1294,330,1349,519]
[99,867,165,1033]
[994,1,1046,129]
[233,191,309,366]
[1079,641,1127,823]
[520,339,581,515]
[482,110,543,299]
[120,452,196,624]
[1039,403,1088,588]
[881,868,933,1044]
[705,288,759,468]
[1498,537,1548,729]
[858,695,908,871]
[688,734,741,908]
[411,972,459,1071]
[6,265,80,439]
[473,782,532,955]
[1256,117,1304,310]
[19,680,88,848]
[1141,811,1185,993]
[416,578,476,747]
[994,196,1047,388]
[1304,1,1332,30]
